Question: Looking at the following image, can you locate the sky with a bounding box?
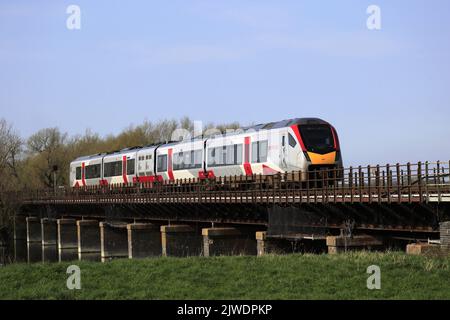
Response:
[0,0,449,167]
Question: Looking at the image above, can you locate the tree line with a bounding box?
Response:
[0,116,241,192]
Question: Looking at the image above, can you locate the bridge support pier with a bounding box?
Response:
[100,222,128,262]
[202,227,256,257]
[41,218,58,262]
[127,223,161,259]
[161,225,202,257]
[14,215,27,263]
[26,217,42,263]
[57,219,78,262]
[406,242,441,256]
[326,235,383,254]
[256,231,293,256]
[440,221,450,254]
[77,220,101,261]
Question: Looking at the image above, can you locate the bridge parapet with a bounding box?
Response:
[17,161,450,206]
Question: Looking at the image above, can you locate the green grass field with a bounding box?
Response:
[1,252,450,299]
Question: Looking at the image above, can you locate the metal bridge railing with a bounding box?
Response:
[17,160,450,205]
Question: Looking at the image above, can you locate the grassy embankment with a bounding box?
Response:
[1,252,450,299]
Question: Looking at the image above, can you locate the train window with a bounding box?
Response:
[127,159,135,175]
[85,164,101,179]
[75,166,81,180]
[216,147,225,165]
[259,141,268,162]
[252,140,268,163]
[208,144,242,167]
[288,133,297,148]
[225,145,234,165]
[251,142,258,162]
[299,124,334,154]
[194,150,203,167]
[157,154,167,172]
[104,161,122,177]
[174,149,203,170]
[173,152,182,170]
[184,152,191,168]
[225,144,243,165]
[207,148,215,166]
[236,144,243,164]
[213,147,223,166]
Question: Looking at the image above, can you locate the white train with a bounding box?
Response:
[69,118,343,187]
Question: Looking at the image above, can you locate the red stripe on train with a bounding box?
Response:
[168,149,174,180]
[331,126,340,151]
[137,175,162,183]
[290,125,307,152]
[81,162,86,186]
[243,137,253,176]
[262,164,279,175]
[122,156,128,184]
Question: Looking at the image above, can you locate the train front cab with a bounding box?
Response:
[288,122,343,183]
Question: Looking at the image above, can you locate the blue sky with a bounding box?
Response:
[1,0,449,166]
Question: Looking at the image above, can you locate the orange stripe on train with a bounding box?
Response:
[307,151,336,165]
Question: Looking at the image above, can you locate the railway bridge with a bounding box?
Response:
[8,161,450,263]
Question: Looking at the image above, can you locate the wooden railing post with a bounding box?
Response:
[396,163,401,203]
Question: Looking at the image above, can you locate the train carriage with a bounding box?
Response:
[70,154,104,187]
[102,148,138,185]
[155,139,204,181]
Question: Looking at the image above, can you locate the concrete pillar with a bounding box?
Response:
[100,222,128,262]
[26,217,42,263]
[406,242,441,256]
[256,231,294,256]
[57,219,78,262]
[14,215,27,263]
[161,225,202,257]
[127,223,161,259]
[202,227,256,257]
[326,235,383,254]
[77,220,101,261]
[41,218,58,262]
[440,221,450,254]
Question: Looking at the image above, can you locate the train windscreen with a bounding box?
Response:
[298,124,335,154]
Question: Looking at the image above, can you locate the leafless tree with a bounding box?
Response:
[0,119,23,256]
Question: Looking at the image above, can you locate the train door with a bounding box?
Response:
[285,131,300,169]
[280,133,287,168]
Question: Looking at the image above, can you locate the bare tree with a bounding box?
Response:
[0,119,22,181]
[26,127,68,188]
[0,119,23,255]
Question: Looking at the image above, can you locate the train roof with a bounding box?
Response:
[72,153,105,162]
[241,117,329,131]
[156,138,204,148]
[207,118,330,139]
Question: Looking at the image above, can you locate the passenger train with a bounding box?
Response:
[69,118,343,187]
